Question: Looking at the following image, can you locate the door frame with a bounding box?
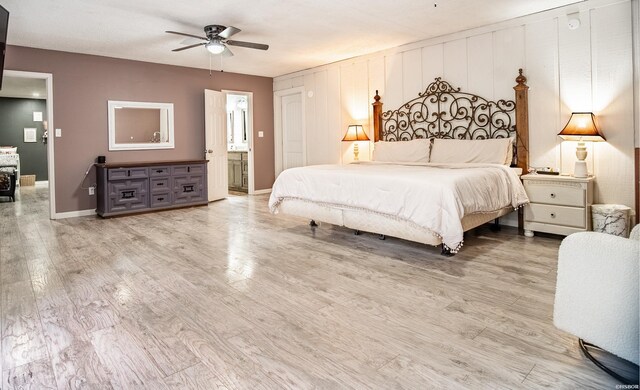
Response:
[223,90,255,194]
[274,86,305,177]
[4,70,56,219]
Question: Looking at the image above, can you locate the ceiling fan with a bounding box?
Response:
[166,25,269,56]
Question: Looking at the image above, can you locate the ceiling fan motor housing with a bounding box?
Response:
[204,25,227,39]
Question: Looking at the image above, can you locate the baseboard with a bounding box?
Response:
[53,209,96,219]
[251,188,272,195]
[35,180,48,187]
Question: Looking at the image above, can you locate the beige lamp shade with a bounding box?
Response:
[342,125,370,142]
[557,112,605,142]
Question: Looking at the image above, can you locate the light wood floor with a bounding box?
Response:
[0,186,625,389]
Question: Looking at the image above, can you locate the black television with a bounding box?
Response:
[0,5,8,91]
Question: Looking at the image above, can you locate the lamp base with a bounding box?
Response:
[573,160,588,178]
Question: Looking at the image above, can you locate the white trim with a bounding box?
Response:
[4,70,56,219]
[54,209,96,219]
[222,90,256,194]
[251,188,272,195]
[35,181,49,187]
[274,86,306,177]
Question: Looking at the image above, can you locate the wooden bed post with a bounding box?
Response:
[514,69,529,234]
[514,69,529,173]
[372,90,382,142]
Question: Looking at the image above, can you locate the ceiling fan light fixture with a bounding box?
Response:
[206,40,226,54]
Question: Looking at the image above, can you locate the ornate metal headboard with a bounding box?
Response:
[372,69,529,171]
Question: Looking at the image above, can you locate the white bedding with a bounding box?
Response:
[269,162,529,252]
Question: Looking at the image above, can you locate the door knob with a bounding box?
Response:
[207,149,213,153]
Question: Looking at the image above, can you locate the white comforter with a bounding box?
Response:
[269,162,529,251]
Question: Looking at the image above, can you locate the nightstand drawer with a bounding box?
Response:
[525,182,584,207]
[525,204,585,228]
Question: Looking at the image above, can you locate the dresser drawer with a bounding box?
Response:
[150,192,171,208]
[525,182,584,207]
[171,164,205,176]
[108,167,148,180]
[150,178,170,192]
[149,166,170,177]
[525,204,585,228]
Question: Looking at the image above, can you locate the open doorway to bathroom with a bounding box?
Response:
[225,91,254,195]
[0,71,54,217]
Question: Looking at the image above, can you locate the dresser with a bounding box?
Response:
[96,160,207,217]
[521,174,594,237]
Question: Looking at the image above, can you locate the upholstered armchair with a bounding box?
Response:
[554,225,639,383]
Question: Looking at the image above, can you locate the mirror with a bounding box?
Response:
[108,100,174,151]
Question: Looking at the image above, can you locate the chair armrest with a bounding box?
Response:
[553,232,639,364]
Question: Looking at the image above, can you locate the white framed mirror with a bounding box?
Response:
[108,100,175,151]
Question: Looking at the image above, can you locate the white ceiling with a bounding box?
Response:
[3,0,583,78]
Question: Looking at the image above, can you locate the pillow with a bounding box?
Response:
[0,146,17,154]
[372,139,430,163]
[429,138,512,165]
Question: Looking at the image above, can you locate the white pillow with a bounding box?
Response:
[0,147,17,154]
[372,139,430,163]
[429,138,512,165]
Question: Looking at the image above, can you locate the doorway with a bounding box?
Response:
[204,89,255,202]
[274,87,305,177]
[0,70,54,217]
[226,93,251,195]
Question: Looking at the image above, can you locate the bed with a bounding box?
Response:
[269,70,531,254]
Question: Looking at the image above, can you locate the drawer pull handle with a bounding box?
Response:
[157,197,164,201]
[127,170,131,177]
[550,193,556,198]
[156,169,164,173]
[121,190,135,199]
[157,182,164,186]
[183,185,194,193]
[550,213,556,218]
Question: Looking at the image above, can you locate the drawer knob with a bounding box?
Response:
[550,193,556,198]
[550,213,556,218]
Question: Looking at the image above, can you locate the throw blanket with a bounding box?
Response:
[269,162,529,252]
[0,172,11,191]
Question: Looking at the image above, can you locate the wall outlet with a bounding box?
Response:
[88,186,95,195]
[258,131,264,138]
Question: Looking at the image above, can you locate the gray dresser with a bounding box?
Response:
[96,160,208,217]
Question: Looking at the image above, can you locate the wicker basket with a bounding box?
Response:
[20,174,36,186]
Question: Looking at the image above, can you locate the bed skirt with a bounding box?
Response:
[277,198,513,247]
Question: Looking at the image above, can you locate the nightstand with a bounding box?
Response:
[521,174,594,237]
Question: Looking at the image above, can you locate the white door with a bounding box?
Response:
[205,89,228,201]
[281,93,304,170]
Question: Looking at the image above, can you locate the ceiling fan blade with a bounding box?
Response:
[226,40,269,50]
[221,46,234,57]
[166,30,208,41]
[180,37,203,45]
[172,42,206,52]
[218,26,241,39]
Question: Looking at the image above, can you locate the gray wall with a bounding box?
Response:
[0,97,48,180]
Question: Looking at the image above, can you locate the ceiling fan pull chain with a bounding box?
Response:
[209,53,212,76]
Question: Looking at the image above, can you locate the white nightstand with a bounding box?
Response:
[521,174,594,237]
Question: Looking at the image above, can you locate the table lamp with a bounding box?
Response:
[557,112,605,178]
[342,125,370,161]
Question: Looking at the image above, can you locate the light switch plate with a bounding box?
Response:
[55,128,62,137]
[258,131,264,138]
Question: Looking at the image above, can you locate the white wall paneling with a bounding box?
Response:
[422,44,444,88]
[467,33,494,99]
[443,38,468,91]
[525,18,561,170]
[590,1,634,207]
[402,49,423,102]
[273,0,637,213]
